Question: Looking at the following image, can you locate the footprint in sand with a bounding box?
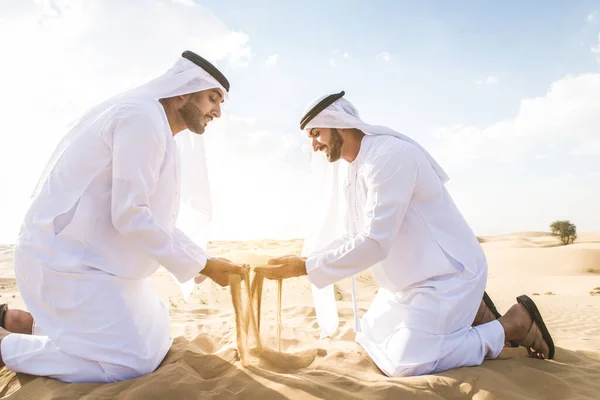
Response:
[590,287,600,296]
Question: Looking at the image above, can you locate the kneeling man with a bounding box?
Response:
[0,51,246,383]
[258,91,554,377]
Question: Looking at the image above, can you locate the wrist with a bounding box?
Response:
[201,259,214,277]
[298,260,308,276]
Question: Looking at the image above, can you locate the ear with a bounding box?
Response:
[171,93,191,109]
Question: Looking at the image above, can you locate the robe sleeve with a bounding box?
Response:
[306,144,419,289]
[110,109,209,283]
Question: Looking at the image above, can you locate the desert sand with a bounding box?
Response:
[1,232,600,399]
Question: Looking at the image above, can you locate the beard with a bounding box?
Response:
[178,98,207,135]
[326,128,344,162]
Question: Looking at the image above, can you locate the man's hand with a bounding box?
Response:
[198,257,247,287]
[254,255,308,280]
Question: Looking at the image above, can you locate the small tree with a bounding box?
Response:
[550,220,577,245]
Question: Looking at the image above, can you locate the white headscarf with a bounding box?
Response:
[301,93,449,338]
[31,54,229,299]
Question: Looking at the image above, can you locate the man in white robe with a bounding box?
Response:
[0,51,247,383]
[257,91,554,377]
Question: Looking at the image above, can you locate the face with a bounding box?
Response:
[308,127,344,162]
[178,88,224,134]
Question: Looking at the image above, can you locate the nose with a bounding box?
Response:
[212,104,222,119]
[311,137,320,152]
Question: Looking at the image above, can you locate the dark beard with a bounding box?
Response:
[327,128,343,162]
[179,98,206,135]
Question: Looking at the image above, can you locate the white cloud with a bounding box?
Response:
[200,117,311,240]
[378,52,391,62]
[586,12,595,22]
[447,171,600,236]
[475,76,499,85]
[220,31,252,67]
[266,53,278,67]
[433,73,600,166]
[329,49,351,67]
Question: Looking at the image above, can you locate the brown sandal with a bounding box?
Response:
[473,292,501,325]
[516,295,555,359]
[0,304,7,329]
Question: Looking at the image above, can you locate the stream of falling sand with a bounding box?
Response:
[228,269,318,370]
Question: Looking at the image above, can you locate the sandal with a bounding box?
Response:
[516,295,555,359]
[0,303,7,329]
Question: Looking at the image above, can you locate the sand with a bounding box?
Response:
[1,232,600,399]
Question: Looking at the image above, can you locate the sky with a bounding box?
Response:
[0,0,599,243]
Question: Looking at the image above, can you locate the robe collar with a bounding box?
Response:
[350,134,375,168]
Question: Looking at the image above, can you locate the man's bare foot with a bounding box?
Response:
[3,309,33,335]
[472,293,519,348]
[498,303,551,358]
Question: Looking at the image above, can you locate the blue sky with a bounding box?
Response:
[0,0,598,242]
[206,0,599,123]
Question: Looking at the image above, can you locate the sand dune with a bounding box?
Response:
[1,232,600,399]
[480,232,600,276]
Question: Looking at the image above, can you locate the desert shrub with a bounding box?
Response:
[550,220,577,245]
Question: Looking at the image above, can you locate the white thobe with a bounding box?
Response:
[306,135,505,377]
[3,99,210,383]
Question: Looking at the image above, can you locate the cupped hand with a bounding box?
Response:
[254,255,308,280]
[199,257,248,287]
